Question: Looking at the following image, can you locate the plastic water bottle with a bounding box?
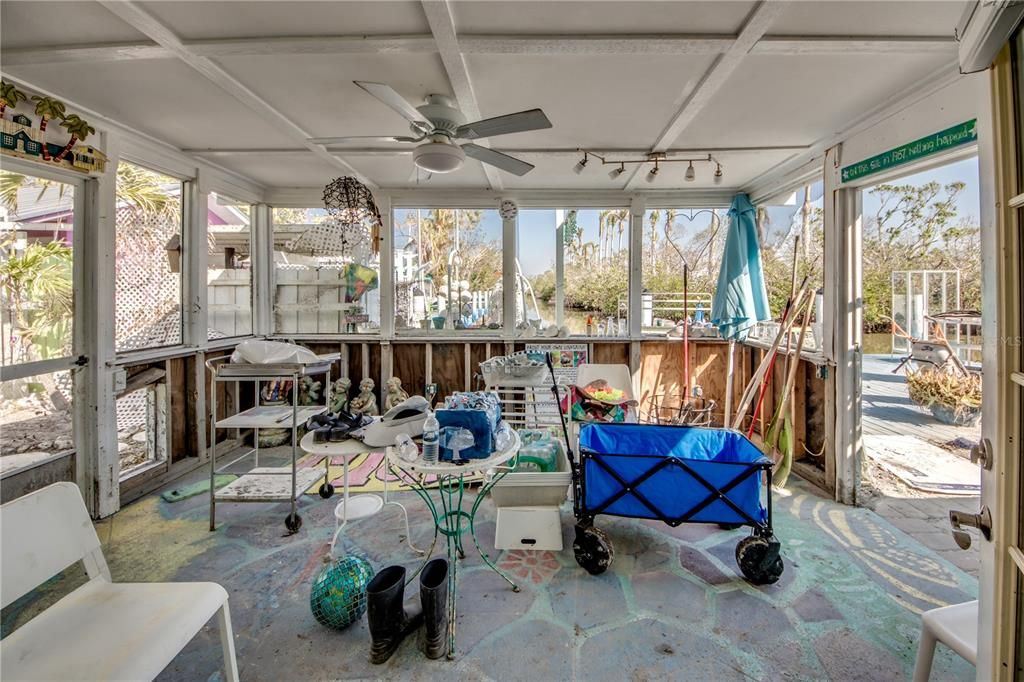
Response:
[421,411,439,464]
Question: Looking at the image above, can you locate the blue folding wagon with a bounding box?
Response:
[571,422,784,584]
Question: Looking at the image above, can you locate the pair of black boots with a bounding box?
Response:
[366,558,448,663]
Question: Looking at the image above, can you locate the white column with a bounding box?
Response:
[824,148,863,506]
[554,208,565,328]
[182,175,208,347]
[378,194,395,339]
[501,200,517,336]
[76,132,120,518]
[250,204,273,337]
[628,195,646,338]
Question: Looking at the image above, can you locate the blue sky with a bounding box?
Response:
[395,155,980,278]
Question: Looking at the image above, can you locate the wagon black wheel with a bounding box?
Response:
[318,483,335,499]
[717,523,743,530]
[735,535,783,585]
[573,526,614,575]
[285,512,303,534]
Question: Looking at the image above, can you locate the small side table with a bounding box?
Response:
[388,430,522,659]
[299,431,421,554]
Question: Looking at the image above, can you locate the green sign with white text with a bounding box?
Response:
[841,119,977,183]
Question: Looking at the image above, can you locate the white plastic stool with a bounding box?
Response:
[913,600,978,682]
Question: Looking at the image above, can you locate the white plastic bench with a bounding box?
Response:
[1,482,239,681]
[912,599,978,682]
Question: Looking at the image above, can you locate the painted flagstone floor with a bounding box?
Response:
[2,471,977,681]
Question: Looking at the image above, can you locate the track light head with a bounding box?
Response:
[685,161,696,182]
[713,163,723,184]
[573,153,588,174]
[646,163,659,183]
[609,163,625,179]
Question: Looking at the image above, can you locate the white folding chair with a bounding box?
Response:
[1,482,240,682]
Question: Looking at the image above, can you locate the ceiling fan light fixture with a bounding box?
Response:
[574,153,588,174]
[646,163,659,183]
[685,161,696,182]
[713,163,723,184]
[413,141,465,173]
[609,163,625,179]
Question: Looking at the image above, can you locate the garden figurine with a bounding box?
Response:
[383,377,409,411]
[349,378,378,416]
[331,377,352,414]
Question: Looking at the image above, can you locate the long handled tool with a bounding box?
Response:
[764,293,813,488]
[730,278,811,429]
[683,263,690,397]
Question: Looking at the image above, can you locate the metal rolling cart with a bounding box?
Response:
[206,354,338,533]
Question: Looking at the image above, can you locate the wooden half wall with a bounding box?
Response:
[136,337,833,501]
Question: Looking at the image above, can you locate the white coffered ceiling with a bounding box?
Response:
[0,0,970,193]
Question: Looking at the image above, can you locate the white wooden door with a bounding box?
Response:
[974,40,1023,681]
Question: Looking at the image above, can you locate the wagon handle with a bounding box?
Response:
[545,352,577,470]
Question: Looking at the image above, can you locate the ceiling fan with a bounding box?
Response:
[308,81,552,176]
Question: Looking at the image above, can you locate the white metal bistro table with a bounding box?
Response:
[299,430,421,554]
[388,429,522,659]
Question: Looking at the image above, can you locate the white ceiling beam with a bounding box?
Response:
[0,33,957,66]
[94,0,374,187]
[184,144,811,157]
[751,36,957,55]
[650,1,786,154]
[420,0,503,191]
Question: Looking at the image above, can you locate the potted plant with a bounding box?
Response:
[906,368,982,426]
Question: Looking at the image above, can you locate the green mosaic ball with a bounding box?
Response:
[310,554,374,630]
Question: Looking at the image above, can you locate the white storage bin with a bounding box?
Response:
[490,446,570,508]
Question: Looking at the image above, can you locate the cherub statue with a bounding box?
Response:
[298,377,322,406]
[383,376,409,411]
[349,377,378,416]
[330,377,351,414]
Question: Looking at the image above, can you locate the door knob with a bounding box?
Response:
[970,438,993,470]
[949,507,992,549]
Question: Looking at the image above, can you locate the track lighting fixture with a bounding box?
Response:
[572,149,721,183]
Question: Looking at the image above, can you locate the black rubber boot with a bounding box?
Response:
[366,565,422,664]
[419,558,449,659]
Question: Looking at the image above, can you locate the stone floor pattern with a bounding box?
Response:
[2,475,977,681]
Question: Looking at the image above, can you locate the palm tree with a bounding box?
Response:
[53,114,95,163]
[0,80,28,118]
[0,237,73,363]
[31,96,66,161]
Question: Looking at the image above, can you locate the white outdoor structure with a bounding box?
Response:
[1,2,1022,679]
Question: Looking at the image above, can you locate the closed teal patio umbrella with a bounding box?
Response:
[711,193,771,426]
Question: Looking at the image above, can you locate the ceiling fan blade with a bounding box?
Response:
[462,144,534,176]
[353,81,432,131]
[455,108,552,140]
[308,135,419,145]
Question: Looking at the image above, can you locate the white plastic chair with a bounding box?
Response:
[0,482,239,682]
[912,600,978,682]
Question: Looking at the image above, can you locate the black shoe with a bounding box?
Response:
[366,566,423,664]
[419,558,449,659]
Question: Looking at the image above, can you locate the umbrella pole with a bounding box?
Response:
[683,263,690,398]
[725,340,735,428]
